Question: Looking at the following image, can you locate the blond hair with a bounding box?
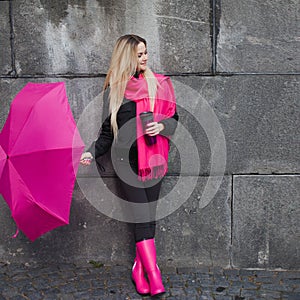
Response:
[103,34,158,137]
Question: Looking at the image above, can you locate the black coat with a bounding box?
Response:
[92,88,179,162]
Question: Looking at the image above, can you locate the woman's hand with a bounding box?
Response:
[80,152,93,166]
[145,122,164,136]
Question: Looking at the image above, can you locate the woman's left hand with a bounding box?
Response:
[80,152,93,166]
[145,122,164,136]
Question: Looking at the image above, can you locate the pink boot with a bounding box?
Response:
[132,248,150,295]
[136,239,165,296]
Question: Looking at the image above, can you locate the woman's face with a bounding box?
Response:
[137,42,148,72]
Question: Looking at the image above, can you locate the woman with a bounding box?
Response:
[81,34,178,296]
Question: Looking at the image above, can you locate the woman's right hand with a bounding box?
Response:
[80,152,93,166]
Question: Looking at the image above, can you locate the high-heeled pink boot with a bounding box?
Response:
[132,248,150,295]
[136,238,165,296]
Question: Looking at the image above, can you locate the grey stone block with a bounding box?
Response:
[0,79,21,130]
[232,175,300,269]
[172,75,300,175]
[0,1,11,75]
[12,0,125,75]
[154,0,211,73]
[157,175,231,268]
[12,0,211,75]
[0,77,132,265]
[0,183,133,265]
[217,0,300,73]
[0,173,231,268]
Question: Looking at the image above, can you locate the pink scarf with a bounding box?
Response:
[124,73,176,181]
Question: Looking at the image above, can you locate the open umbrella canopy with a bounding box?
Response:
[0,82,85,241]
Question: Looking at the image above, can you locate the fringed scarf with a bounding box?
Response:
[124,73,176,181]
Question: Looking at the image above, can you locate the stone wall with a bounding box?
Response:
[0,0,299,270]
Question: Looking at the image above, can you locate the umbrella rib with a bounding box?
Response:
[8,105,35,155]
[10,146,83,158]
[32,200,69,224]
[12,200,69,228]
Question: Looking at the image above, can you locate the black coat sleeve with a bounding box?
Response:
[88,88,114,159]
[94,115,113,159]
[159,109,179,136]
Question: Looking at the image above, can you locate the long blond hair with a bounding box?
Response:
[103,34,158,137]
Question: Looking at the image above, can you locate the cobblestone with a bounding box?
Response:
[0,262,299,299]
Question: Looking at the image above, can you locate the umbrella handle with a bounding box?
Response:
[12,228,19,239]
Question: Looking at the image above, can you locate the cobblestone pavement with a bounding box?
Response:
[0,262,299,300]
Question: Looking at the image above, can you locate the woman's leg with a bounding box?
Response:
[118,179,155,295]
[119,179,162,242]
[119,179,165,296]
[134,180,162,241]
[115,152,164,296]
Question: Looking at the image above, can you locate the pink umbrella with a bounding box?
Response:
[0,82,85,241]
